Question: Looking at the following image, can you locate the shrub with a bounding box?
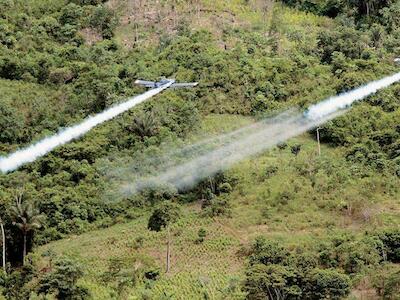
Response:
[317,27,369,63]
[263,165,278,179]
[88,5,117,39]
[38,257,90,299]
[244,263,301,300]
[319,234,383,273]
[248,237,290,266]
[59,3,83,26]
[377,229,400,263]
[101,254,158,296]
[277,142,288,150]
[218,182,233,193]
[0,103,24,143]
[290,144,302,156]
[381,2,400,32]
[0,56,23,80]
[196,228,207,244]
[303,268,351,300]
[1,264,36,299]
[142,185,178,205]
[202,198,231,217]
[337,237,383,274]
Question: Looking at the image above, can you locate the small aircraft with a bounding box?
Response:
[135,78,199,89]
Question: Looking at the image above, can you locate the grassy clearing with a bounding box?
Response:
[110,0,332,49]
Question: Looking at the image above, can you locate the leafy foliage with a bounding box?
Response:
[148,202,181,232]
[243,236,362,299]
[0,0,399,298]
[38,257,90,299]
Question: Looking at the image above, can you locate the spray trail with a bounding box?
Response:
[306,72,400,120]
[118,110,340,195]
[114,72,400,195]
[0,82,173,173]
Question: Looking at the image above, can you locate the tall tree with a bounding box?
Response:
[0,216,5,273]
[10,192,45,265]
[148,202,180,273]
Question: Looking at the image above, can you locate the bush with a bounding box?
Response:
[0,56,23,80]
[88,5,117,39]
[244,263,300,300]
[263,165,278,179]
[196,228,207,244]
[202,198,231,217]
[303,268,351,300]
[377,229,400,263]
[0,102,24,143]
[248,237,290,266]
[277,142,287,150]
[372,266,400,298]
[218,182,233,193]
[319,234,384,273]
[1,264,36,300]
[317,27,369,63]
[142,185,178,205]
[59,3,83,26]
[38,257,90,300]
[381,2,400,32]
[290,144,302,156]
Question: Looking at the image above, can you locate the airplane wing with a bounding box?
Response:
[170,82,199,88]
[135,79,198,89]
[135,80,157,88]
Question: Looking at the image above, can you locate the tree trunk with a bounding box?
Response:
[23,233,27,266]
[166,226,171,273]
[0,219,5,273]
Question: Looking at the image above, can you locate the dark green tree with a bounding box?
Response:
[148,202,180,273]
[9,193,45,265]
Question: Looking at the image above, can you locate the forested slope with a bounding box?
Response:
[0,0,399,299]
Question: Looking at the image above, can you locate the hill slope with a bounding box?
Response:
[0,0,399,299]
[37,114,400,299]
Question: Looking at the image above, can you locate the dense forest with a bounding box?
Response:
[0,0,399,299]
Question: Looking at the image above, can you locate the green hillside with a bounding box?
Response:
[34,114,400,299]
[0,0,399,299]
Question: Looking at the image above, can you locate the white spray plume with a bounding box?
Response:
[0,82,173,173]
[117,110,341,195]
[109,72,400,195]
[306,72,400,120]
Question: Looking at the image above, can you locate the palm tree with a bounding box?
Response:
[10,192,45,265]
[129,112,159,140]
[0,216,5,273]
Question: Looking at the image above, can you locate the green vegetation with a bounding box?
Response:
[0,0,399,299]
